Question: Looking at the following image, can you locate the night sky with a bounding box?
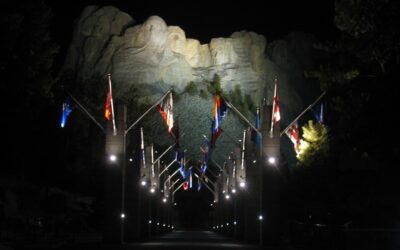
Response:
[47,0,336,48]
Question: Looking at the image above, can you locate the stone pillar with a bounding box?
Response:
[104,104,126,244]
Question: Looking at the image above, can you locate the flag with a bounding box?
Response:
[213,94,228,132]
[176,151,186,179]
[60,98,73,128]
[285,122,300,153]
[255,108,261,149]
[189,169,193,189]
[211,120,223,147]
[312,102,324,123]
[157,92,174,133]
[183,181,189,191]
[270,81,280,135]
[197,177,202,191]
[104,75,114,121]
[105,75,117,135]
[200,137,211,168]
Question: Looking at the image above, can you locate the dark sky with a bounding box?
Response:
[47,0,336,46]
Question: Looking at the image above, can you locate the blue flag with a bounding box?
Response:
[60,98,73,128]
[176,151,186,179]
[197,177,202,191]
[312,103,324,123]
[255,108,261,149]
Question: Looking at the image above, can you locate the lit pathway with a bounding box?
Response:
[129,230,261,249]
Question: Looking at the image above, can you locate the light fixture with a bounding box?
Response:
[109,155,117,162]
[150,188,155,193]
[225,194,230,200]
[268,157,276,164]
[129,158,133,162]
[239,182,246,188]
[162,198,167,203]
[258,215,263,221]
[253,159,257,163]
[232,188,236,194]
[234,221,237,225]
[120,213,125,219]
[141,180,147,186]
[226,223,229,226]
[148,220,152,224]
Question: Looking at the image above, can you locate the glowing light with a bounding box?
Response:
[253,159,257,163]
[162,198,167,203]
[258,215,263,221]
[239,182,246,188]
[141,180,147,186]
[110,155,117,162]
[226,223,229,226]
[225,194,230,200]
[129,158,133,162]
[268,157,276,164]
[234,221,237,225]
[148,220,152,224]
[120,213,125,219]
[232,189,236,194]
[150,188,155,193]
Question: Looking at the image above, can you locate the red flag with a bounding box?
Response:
[270,79,280,135]
[105,90,111,120]
[157,93,174,133]
[183,181,189,190]
[105,74,117,135]
[285,122,300,153]
[272,83,280,123]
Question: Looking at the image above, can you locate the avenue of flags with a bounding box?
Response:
[59,72,328,197]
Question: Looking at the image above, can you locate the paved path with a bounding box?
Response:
[129,230,261,249]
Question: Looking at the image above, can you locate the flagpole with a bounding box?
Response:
[108,74,117,135]
[125,88,172,135]
[224,100,262,136]
[66,91,105,132]
[270,76,278,137]
[280,91,326,136]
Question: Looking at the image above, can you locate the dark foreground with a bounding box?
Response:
[3,230,291,250]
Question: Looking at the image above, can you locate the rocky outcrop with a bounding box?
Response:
[61,6,267,103]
